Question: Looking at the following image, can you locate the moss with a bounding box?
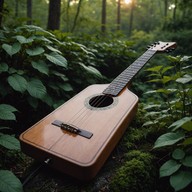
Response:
[109,151,157,192]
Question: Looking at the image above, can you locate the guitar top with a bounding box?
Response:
[20,41,176,181]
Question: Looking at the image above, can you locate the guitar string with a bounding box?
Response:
[49,92,110,152]
[49,50,157,150]
[65,50,156,129]
[67,92,109,127]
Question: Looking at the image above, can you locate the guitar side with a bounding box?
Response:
[20,84,138,181]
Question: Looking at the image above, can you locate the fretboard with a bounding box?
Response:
[102,49,156,96]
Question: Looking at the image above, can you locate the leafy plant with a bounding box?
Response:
[144,55,192,191]
[0,104,23,192]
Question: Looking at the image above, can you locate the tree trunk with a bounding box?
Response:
[47,0,61,30]
[101,0,106,34]
[15,0,19,17]
[164,0,168,17]
[66,0,71,32]
[129,1,135,36]
[173,0,178,22]
[71,0,83,32]
[0,0,4,27]
[27,0,32,25]
[117,0,121,31]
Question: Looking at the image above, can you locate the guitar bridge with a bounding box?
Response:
[52,120,93,139]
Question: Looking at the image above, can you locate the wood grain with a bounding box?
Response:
[20,84,138,180]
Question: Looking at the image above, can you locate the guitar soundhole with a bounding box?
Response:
[89,95,114,108]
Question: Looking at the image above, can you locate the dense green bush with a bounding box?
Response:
[109,150,156,192]
[144,55,192,191]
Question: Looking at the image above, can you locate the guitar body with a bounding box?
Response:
[20,84,138,181]
[20,41,176,181]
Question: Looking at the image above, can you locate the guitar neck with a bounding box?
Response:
[103,49,157,96]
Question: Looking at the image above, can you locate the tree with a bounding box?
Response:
[0,0,4,27]
[164,0,168,17]
[101,0,106,33]
[117,0,121,31]
[47,0,61,30]
[27,0,32,25]
[128,0,135,36]
[71,0,83,32]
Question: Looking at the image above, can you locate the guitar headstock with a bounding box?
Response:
[148,41,177,53]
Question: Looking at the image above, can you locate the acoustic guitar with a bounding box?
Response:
[20,41,176,181]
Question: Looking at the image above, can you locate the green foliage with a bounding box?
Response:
[144,55,192,191]
[0,170,23,192]
[109,151,156,192]
[0,25,69,112]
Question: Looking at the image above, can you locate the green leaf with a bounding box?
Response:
[170,170,192,191]
[2,43,21,56]
[172,149,185,160]
[153,132,185,149]
[183,137,192,146]
[26,47,45,56]
[146,65,163,72]
[142,121,157,127]
[0,62,8,73]
[0,134,20,150]
[182,155,192,167]
[160,160,181,177]
[0,104,17,121]
[46,45,62,54]
[45,52,67,68]
[15,35,34,44]
[176,74,192,84]
[31,61,49,75]
[147,79,161,83]
[162,76,172,84]
[79,63,102,78]
[0,170,23,192]
[0,134,21,150]
[161,66,173,74]
[169,117,192,131]
[27,78,46,99]
[59,83,73,92]
[182,121,192,131]
[7,74,27,93]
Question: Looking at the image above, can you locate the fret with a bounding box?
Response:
[103,49,156,96]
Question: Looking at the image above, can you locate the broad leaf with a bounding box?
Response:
[169,117,192,131]
[161,66,174,74]
[2,43,21,56]
[160,160,181,177]
[162,76,172,84]
[26,47,45,56]
[153,132,185,149]
[146,65,163,72]
[31,61,49,75]
[46,45,62,54]
[0,134,20,150]
[183,137,192,146]
[0,170,23,192]
[170,170,192,191]
[0,62,8,73]
[59,83,73,92]
[172,149,185,160]
[45,52,67,68]
[7,74,27,93]
[15,35,34,44]
[0,104,17,121]
[27,78,46,99]
[182,155,192,167]
[79,63,102,78]
[176,74,192,84]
